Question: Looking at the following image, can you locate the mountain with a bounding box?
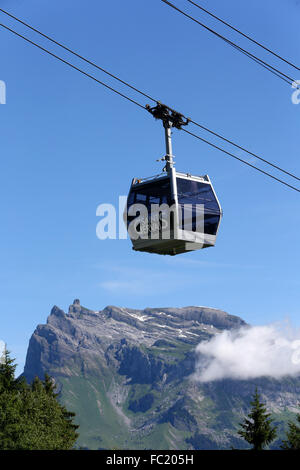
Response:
[23,299,300,450]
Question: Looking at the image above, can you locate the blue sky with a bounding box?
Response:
[0,0,299,375]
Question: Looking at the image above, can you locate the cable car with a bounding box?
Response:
[124,103,222,255]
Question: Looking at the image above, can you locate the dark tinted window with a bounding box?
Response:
[126,177,173,237]
[177,178,219,212]
[177,178,221,235]
[128,177,172,212]
[136,193,147,203]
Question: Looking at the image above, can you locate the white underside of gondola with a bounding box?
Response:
[131,229,217,255]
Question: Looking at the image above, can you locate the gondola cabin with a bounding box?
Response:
[125,169,222,255]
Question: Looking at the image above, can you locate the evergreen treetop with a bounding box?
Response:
[281,403,300,450]
[238,387,277,450]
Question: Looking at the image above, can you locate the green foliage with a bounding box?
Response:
[0,350,18,391]
[238,388,277,450]
[0,351,79,450]
[281,404,300,450]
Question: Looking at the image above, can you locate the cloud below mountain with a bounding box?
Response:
[194,323,300,382]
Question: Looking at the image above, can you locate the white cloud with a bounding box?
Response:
[100,280,149,295]
[98,261,213,295]
[100,273,178,296]
[163,257,261,270]
[0,340,6,363]
[194,323,300,382]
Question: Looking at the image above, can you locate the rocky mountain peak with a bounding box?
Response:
[68,298,81,315]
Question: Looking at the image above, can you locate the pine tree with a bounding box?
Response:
[0,351,79,449]
[43,373,58,397]
[281,404,300,450]
[0,350,17,391]
[238,388,277,450]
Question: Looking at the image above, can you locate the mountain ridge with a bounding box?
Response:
[23,299,300,450]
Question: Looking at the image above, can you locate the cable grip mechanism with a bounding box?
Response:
[145,102,190,129]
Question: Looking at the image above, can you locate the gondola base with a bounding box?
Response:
[131,237,215,256]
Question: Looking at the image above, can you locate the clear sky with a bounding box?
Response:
[0,0,299,375]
